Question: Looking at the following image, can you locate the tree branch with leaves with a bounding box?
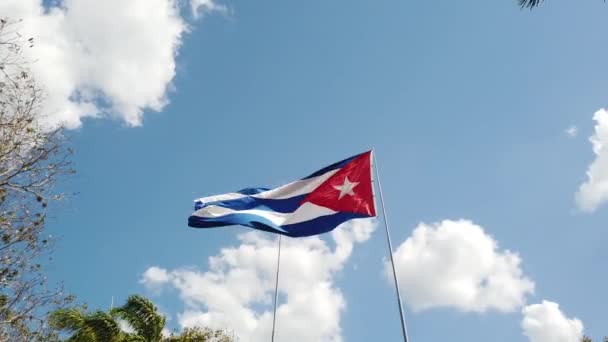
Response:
[0,17,74,341]
[50,295,235,342]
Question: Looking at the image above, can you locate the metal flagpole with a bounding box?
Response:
[372,152,410,342]
[270,235,282,342]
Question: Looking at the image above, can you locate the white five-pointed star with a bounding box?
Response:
[333,177,359,199]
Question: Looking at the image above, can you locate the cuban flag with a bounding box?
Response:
[188,151,376,237]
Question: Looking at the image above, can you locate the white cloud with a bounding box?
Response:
[190,0,227,18]
[140,219,376,342]
[0,0,222,128]
[565,125,578,138]
[141,266,171,292]
[387,219,534,313]
[522,301,584,342]
[576,109,608,212]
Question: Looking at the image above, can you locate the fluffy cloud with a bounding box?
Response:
[576,109,608,212]
[0,0,222,128]
[141,219,376,342]
[387,219,534,313]
[522,301,584,342]
[141,266,171,291]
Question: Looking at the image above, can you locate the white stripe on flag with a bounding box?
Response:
[195,192,247,204]
[192,202,336,226]
[194,169,339,204]
[252,170,338,200]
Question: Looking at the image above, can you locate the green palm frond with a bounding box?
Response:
[65,330,97,342]
[49,308,122,342]
[50,295,174,342]
[121,335,147,342]
[164,327,235,342]
[48,308,87,333]
[112,295,166,342]
[48,308,95,341]
[518,0,544,8]
[83,311,121,342]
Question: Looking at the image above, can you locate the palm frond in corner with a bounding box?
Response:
[519,0,544,9]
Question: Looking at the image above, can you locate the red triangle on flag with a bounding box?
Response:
[302,151,376,217]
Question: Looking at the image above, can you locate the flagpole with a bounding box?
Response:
[270,235,282,342]
[372,152,410,342]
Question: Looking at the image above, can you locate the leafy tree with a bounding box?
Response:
[0,17,74,341]
[49,308,121,342]
[50,295,235,342]
[164,327,234,342]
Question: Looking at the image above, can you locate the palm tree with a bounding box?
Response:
[49,295,234,342]
[111,295,165,342]
[164,327,234,342]
[519,0,543,8]
[49,308,122,341]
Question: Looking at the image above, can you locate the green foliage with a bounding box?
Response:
[49,308,120,342]
[164,327,235,342]
[518,0,543,8]
[111,295,165,342]
[48,308,87,332]
[519,0,605,9]
[50,295,235,342]
[581,336,608,342]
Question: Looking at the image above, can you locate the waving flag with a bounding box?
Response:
[188,151,376,237]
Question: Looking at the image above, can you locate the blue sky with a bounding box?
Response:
[4,0,608,341]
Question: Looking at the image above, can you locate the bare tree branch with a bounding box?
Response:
[0,17,73,342]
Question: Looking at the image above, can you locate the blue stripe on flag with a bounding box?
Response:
[188,211,366,237]
[188,212,287,235]
[236,187,270,195]
[197,194,306,214]
[280,212,367,237]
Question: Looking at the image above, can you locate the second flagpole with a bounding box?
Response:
[372,151,410,342]
[270,235,282,342]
